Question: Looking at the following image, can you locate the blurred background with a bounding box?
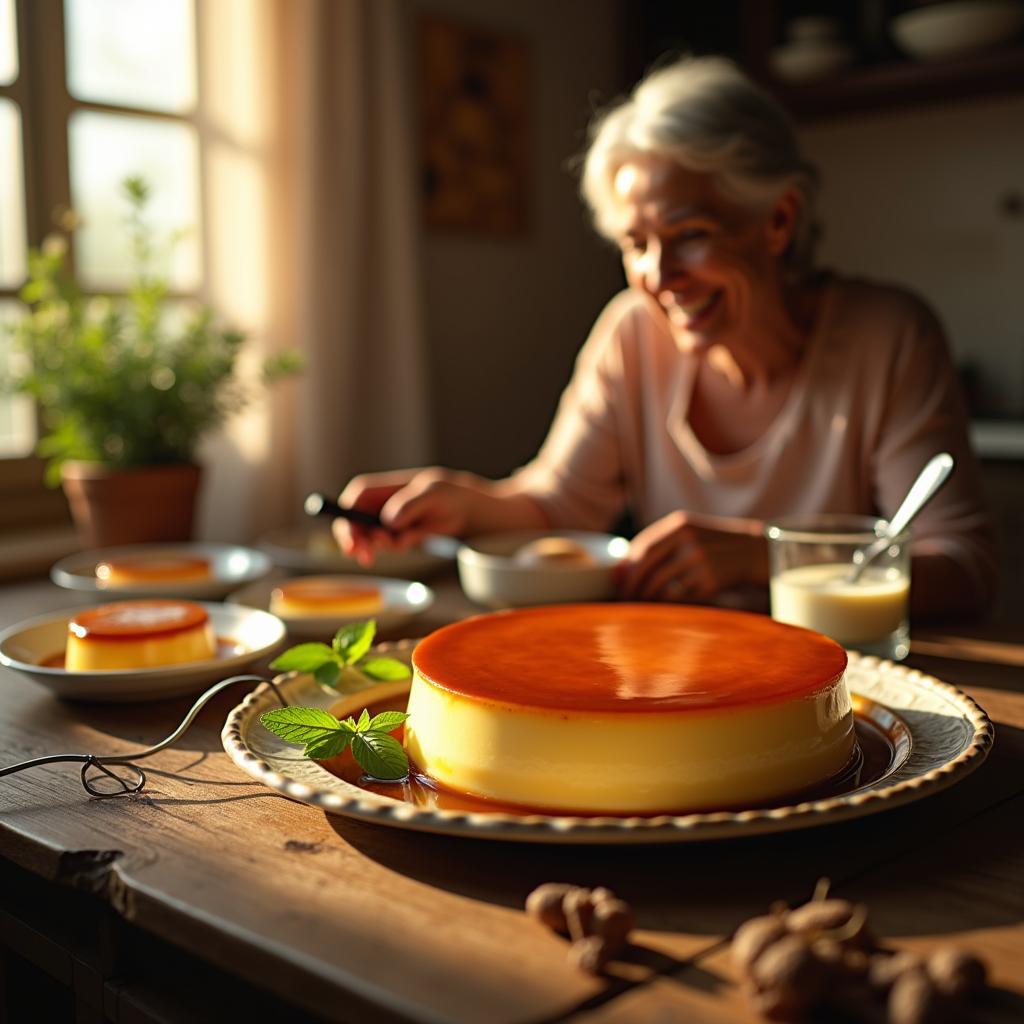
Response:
[1,0,1022,588]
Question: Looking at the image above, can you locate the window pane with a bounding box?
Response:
[0,0,16,86]
[64,0,195,113]
[0,98,26,287]
[68,110,200,291]
[0,301,35,458]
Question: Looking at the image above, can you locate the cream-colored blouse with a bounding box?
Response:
[512,277,996,603]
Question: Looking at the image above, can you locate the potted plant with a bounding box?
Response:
[1,177,300,547]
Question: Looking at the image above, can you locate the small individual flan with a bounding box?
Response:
[405,604,854,814]
[269,577,383,618]
[514,537,597,568]
[96,556,211,586]
[65,599,216,671]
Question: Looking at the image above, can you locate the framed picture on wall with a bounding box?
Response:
[417,16,531,235]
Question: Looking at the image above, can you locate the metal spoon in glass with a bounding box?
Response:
[847,452,954,584]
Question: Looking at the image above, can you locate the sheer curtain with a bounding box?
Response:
[195,0,431,541]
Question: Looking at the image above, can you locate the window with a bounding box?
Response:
[0,0,202,534]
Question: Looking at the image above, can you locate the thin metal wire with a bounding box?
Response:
[0,674,287,798]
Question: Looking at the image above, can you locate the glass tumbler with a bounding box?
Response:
[765,514,910,661]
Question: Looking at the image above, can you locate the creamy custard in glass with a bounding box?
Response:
[770,562,909,646]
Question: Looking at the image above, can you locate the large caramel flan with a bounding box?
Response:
[65,599,216,671]
[405,604,854,814]
[95,556,211,585]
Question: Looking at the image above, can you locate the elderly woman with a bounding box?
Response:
[336,57,994,617]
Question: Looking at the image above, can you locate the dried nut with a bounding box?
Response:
[809,937,844,970]
[927,947,987,999]
[525,883,574,933]
[732,914,789,972]
[786,898,856,934]
[591,898,634,949]
[839,947,871,979]
[888,969,950,1024]
[590,886,617,906]
[563,887,596,942]
[868,951,926,992]
[568,935,613,975]
[750,934,829,1009]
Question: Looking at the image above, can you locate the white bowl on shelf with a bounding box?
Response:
[770,42,855,82]
[891,0,1024,61]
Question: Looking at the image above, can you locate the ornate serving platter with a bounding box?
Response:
[222,643,992,843]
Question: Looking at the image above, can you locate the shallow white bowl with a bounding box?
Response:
[892,0,1024,61]
[50,542,273,600]
[770,41,854,82]
[227,575,435,640]
[256,525,453,579]
[0,603,286,702]
[456,530,628,609]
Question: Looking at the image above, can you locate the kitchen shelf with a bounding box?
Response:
[765,42,1024,120]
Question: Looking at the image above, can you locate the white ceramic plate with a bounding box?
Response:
[226,576,435,639]
[222,646,993,844]
[256,525,452,579]
[0,603,286,702]
[50,543,273,600]
[457,530,628,609]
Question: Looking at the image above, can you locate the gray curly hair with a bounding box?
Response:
[581,57,819,276]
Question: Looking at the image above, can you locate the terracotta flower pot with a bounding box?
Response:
[60,461,203,549]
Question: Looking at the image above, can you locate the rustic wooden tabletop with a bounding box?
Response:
[0,576,1021,1023]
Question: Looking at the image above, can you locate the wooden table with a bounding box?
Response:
[1,577,1022,1023]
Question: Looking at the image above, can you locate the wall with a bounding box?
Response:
[799,95,1024,419]
[413,0,625,477]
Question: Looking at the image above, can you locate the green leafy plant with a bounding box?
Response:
[259,706,410,780]
[1,176,301,483]
[268,619,411,689]
[263,620,413,781]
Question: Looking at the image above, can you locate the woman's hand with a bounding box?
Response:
[333,468,549,565]
[618,510,768,602]
[333,468,473,565]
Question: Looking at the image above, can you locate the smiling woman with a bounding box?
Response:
[332,56,995,621]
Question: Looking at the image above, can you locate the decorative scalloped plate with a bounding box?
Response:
[221,643,993,844]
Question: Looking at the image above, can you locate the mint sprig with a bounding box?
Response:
[259,706,411,780]
[269,619,410,689]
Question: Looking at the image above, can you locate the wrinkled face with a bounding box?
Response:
[612,154,794,355]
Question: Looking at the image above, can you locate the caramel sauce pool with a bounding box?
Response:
[320,693,891,817]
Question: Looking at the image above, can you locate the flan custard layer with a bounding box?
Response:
[96,556,211,585]
[66,600,216,671]
[270,577,383,618]
[406,604,853,813]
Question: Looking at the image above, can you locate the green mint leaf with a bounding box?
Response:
[332,621,376,666]
[368,710,409,733]
[358,656,411,681]
[270,643,336,673]
[350,731,409,781]
[343,716,358,730]
[260,707,342,746]
[314,661,342,688]
[356,708,371,732]
[304,731,354,760]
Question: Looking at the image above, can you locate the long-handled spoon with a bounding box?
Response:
[847,452,954,583]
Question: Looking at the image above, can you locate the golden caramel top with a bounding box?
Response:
[96,556,210,582]
[273,578,381,606]
[413,604,847,712]
[69,600,209,641]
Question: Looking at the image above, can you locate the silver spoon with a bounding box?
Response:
[847,452,955,583]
